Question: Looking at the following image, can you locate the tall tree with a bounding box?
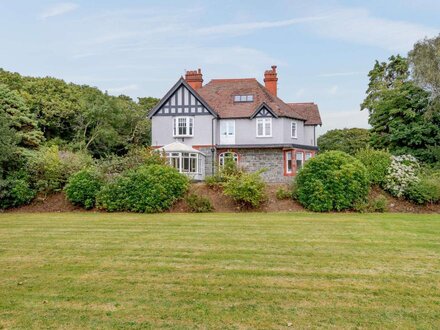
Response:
[318,128,371,155]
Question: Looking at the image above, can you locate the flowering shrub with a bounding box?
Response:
[384,155,420,197]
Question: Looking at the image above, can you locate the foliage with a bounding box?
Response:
[355,148,392,186]
[409,35,440,98]
[317,128,371,155]
[65,170,103,209]
[384,155,420,198]
[276,186,292,200]
[205,174,225,190]
[0,83,43,148]
[0,111,19,176]
[354,194,388,213]
[96,164,189,213]
[0,171,35,209]
[185,193,213,213]
[26,146,94,195]
[223,171,266,208]
[405,177,440,205]
[295,151,369,212]
[361,55,440,163]
[0,69,158,158]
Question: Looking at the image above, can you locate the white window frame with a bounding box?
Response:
[219,152,238,167]
[296,151,304,171]
[305,152,312,161]
[291,121,297,139]
[256,118,272,137]
[285,151,292,174]
[173,117,194,137]
[166,152,200,174]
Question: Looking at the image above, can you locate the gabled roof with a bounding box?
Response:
[196,79,306,120]
[148,78,218,118]
[159,141,205,154]
[250,102,278,119]
[287,103,322,125]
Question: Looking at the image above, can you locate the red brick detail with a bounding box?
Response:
[264,65,278,97]
[283,148,315,176]
[185,68,203,90]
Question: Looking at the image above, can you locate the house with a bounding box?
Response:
[149,66,322,182]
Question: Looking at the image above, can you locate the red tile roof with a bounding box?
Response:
[287,103,322,125]
[197,78,311,121]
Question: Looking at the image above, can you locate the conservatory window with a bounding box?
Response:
[173,117,194,137]
[166,152,199,173]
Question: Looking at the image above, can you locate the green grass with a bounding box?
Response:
[0,213,439,329]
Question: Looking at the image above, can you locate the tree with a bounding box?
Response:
[0,112,19,176]
[0,84,43,148]
[409,35,440,98]
[317,128,371,155]
[361,55,440,163]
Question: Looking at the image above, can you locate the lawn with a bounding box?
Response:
[0,213,439,329]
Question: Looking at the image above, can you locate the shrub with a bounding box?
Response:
[205,174,226,190]
[223,171,266,208]
[96,164,189,213]
[276,186,291,200]
[405,177,440,205]
[65,170,103,209]
[185,194,213,213]
[384,155,420,197]
[355,148,391,186]
[353,194,388,213]
[0,172,35,209]
[295,151,369,212]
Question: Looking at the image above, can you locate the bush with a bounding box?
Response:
[355,194,388,213]
[384,155,420,197]
[185,194,213,213]
[405,177,440,205]
[205,174,226,190]
[276,186,291,200]
[96,164,189,213]
[65,170,103,209]
[296,151,369,212]
[0,172,35,209]
[355,148,391,186]
[223,172,266,209]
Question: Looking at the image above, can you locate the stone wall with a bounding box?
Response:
[217,148,290,183]
[198,147,215,177]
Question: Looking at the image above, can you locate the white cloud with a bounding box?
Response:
[40,2,78,19]
[295,88,305,98]
[106,84,139,95]
[305,7,438,52]
[328,85,339,95]
[317,109,370,136]
[194,16,327,36]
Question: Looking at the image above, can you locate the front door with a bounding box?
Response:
[220,120,235,145]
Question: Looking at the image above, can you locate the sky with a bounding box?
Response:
[0,0,439,135]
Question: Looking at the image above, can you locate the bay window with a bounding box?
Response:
[285,151,292,174]
[256,118,272,137]
[296,152,304,170]
[166,152,199,173]
[173,117,194,137]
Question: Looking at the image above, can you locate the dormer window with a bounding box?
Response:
[234,95,253,102]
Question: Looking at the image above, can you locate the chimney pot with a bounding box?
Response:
[264,65,278,96]
[185,68,203,89]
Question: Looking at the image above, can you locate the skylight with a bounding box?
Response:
[234,95,253,102]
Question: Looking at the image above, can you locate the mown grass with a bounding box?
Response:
[0,212,439,329]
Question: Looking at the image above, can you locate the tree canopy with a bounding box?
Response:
[317,128,371,155]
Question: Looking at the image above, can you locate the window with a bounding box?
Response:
[296,152,304,171]
[305,152,312,161]
[233,95,254,102]
[291,121,297,138]
[173,117,194,137]
[256,118,272,137]
[285,151,292,174]
[166,152,199,173]
[219,152,238,167]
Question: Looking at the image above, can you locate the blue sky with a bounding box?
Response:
[0,0,439,134]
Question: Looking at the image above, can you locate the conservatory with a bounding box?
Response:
[158,142,205,181]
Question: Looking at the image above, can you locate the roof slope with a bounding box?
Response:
[287,103,322,125]
[197,79,306,121]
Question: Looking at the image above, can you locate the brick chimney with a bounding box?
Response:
[185,68,203,89]
[264,65,278,96]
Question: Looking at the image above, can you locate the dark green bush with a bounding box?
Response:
[223,172,266,208]
[96,164,189,213]
[355,148,392,186]
[65,170,103,209]
[0,172,35,209]
[354,194,388,213]
[296,151,369,212]
[405,177,440,205]
[185,193,213,213]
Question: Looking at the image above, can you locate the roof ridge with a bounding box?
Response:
[209,78,257,83]
[288,102,316,105]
